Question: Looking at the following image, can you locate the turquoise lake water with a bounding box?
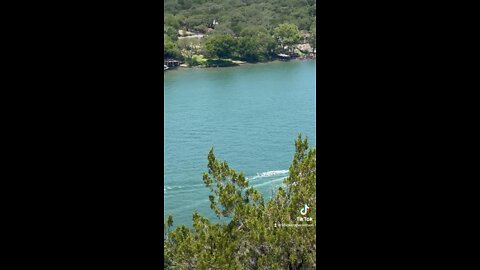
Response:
[164,60,316,227]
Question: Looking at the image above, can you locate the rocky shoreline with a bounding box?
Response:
[167,55,316,70]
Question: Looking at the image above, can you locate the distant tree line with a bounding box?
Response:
[164,0,316,34]
[164,0,316,65]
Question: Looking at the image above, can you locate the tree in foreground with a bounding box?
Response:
[164,134,316,269]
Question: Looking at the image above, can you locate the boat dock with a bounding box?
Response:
[164,59,180,68]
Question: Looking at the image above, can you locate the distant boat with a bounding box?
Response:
[164,65,169,70]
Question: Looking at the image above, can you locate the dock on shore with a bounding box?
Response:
[164,59,180,68]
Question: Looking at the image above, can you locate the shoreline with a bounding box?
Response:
[169,57,316,70]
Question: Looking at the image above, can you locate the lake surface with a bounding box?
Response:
[164,60,316,227]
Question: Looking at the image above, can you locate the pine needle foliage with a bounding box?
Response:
[164,134,316,269]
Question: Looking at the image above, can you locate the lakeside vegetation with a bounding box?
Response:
[164,135,316,269]
[164,0,316,67]
[163,2,317,267]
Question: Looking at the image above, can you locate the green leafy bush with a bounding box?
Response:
[191,55,207,66]
[205,59,238,67]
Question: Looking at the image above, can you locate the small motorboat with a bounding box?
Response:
[164,65,169,70]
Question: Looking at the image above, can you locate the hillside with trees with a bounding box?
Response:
[164,135,316,269]
[164,0,316,66]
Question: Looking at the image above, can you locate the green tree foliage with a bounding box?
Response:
[237,37,262,62]
[164,35,181,59]
[164,135,316,269]
[177,38,201,65]
[163,0,316,63]
[274,23,302,55]
[237,26,276,62]
[205,34,237,59]
[164,14,180,30]
[164,25,178,42]
[164,0,316,34]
